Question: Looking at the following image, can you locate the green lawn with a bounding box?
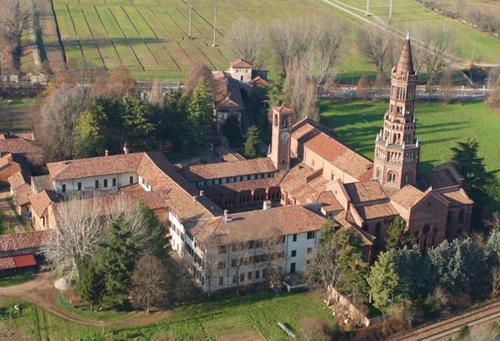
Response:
[320,100,500,178]
[0,274,36,288]
[0,290,334,340]
[47,0,500,81]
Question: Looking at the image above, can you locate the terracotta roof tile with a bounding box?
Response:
[439,188,474,206]
[0,137,41,154]
[183,158,276,182]
[304,132,373,180]
[28,191,60,216]
[47,153,144,181]
[355,202,398,220]
[0,230,48,253]
[191,206,324,247]
[345,180,387,204]
[230,58,253,68]
[390,185,425,209]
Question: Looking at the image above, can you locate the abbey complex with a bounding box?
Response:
[0,38,473,292]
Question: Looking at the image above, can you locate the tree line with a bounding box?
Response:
[36,66,216,162]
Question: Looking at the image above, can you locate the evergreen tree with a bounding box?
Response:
[396,247,434,302]
[137,201,169,259]
[99,216,140,308]
[122,95,156,151]
[485,229,500,268]
[368,249,402,313]
[428,238,489,295]
[266,71,285,106]
[385,216,415,251]
[244,125,260,158]
[158,89,188,153]
[450,139,494,196]
[77,257,104,309]
[187,79,214,151]
[221,113,243,147]
[73,103,107,158]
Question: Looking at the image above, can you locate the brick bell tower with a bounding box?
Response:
[270,105,293,170]
[373,34,420,193]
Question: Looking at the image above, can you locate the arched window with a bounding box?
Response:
[388,172,397,182]
[404,173,410,185]
[274,114,278,126]
[375,168,381,179]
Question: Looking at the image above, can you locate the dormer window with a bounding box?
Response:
[61,184,66,192]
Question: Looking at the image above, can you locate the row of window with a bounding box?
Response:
[197,172,275,188]
[61,176,135,193]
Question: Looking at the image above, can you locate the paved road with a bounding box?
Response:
[391,300,500,341]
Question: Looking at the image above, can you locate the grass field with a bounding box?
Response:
[320,100,500,178]
[0,290,333,340]
[45,0,500,81]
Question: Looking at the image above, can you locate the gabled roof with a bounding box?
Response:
[230,58,253,69]
[390,185,426,209]
[272,105,294,114]
[344,180,388,204]
[213,71,244,112]
[304,131,373,181]
[28,190,60,216]
[47,153,143,181]
[423,163,464,190]
[183,158,276,182]
[0,135,41,154]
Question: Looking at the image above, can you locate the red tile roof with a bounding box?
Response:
[183,158,276,182]
[13,254,36,267]
[0,136,41,154]
[47,153,143,181]
[191,206,325,247]
[0,230,48,253]
[0,256,16,270]
[304,132,373,181]
[230,58,253,68]
[390,185,426,209]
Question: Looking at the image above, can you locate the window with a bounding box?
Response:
[218,277,223,285]
[218,245,226,254]
[255,270,260,279]
[247,272,252,280]
[262,269,267,278]
[61,184,66,192]
[292,234,297,242]
[240,273,245,282]
[77,182,82,191]
[458,209,464,223]
[375,222,381,238]
[129,176,134,184]
[217,261,225,270]
[290,263,296,273]
[112,178,116,187]
[232,275,237,284]
[291,250,297,257]
[307,247,313,254]
[95,180,99,188]
[307,231,315,239]
[104,179,108,188]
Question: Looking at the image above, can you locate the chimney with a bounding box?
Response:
[224,209,233,222]
[263,200,272,210]
[105,149,109,156]
[199,190,204,197]
[123,143,129,155]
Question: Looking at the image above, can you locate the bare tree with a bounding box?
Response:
[416,26,455,86]
[202,237,224,297]
[440,69,453,104]
[306,17,346,93]
[0,0,34,71]
[268,22,290,77]
[486,67,500,113]
[357,27,395,76]
[356,74,371,102]
[37,83,90,161]
[129,254,170,313]
[147,79,163,106]
[261,234,285,289]
[42,196,104,275]
[184,63,213,96]
[283,59,318,121]
[226,18,265,67]
[104,66,135,98]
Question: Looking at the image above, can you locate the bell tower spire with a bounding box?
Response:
[373,36,420,193]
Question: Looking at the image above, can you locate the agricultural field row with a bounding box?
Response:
[47,0,500,80]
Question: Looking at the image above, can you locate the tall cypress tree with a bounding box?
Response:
[122,95,156,151]
[187,79,213,151]
[99,216,140,308]
[385,216,415,251]
[77,257,104,310]
[244,125,260,158]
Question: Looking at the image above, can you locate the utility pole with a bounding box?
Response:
[188,0,193,38]
[366,0,370,16]
[389,0,393,19]
[212,5,217,47]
